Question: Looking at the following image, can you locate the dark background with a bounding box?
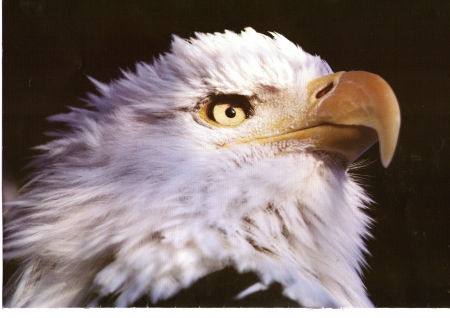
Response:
[3,0,450,307]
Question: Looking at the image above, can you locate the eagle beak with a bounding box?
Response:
[234,71,400,168]
[303,71,401,167]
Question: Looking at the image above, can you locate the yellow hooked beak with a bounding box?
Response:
[241,71,401,168]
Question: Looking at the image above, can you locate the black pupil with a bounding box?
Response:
[225,107,236,118]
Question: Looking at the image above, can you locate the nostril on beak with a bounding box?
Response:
[315,82,334,99]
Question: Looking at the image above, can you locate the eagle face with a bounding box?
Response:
[4,28,400,308]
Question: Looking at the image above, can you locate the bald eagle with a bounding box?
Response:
[3,28,400,308]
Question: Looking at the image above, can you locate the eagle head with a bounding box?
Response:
[4,28,400,308]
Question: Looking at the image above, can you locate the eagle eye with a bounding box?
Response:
[202,95,252,127]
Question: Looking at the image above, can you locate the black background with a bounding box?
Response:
[3,0,450,307]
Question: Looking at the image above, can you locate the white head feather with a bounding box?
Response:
[4,28,373,308]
